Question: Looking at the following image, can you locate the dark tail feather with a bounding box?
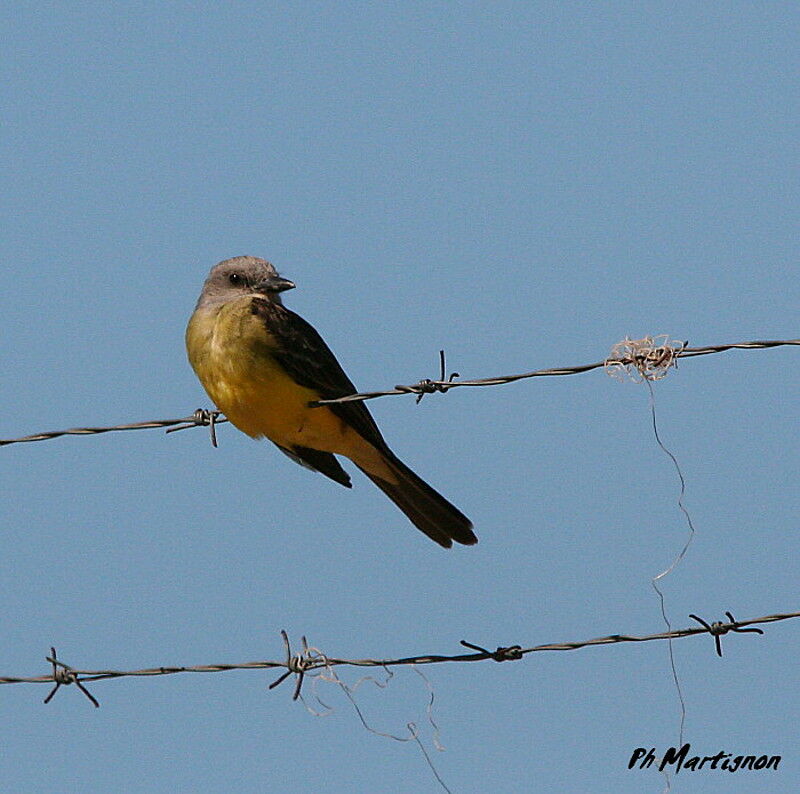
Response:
[357,454,477,548]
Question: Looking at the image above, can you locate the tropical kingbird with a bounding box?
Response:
[186,256,477,548]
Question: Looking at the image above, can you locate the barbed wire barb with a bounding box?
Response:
[459,640,524,662]
[268,630,316,700]
[164,408,223,447]
[689,611,765,658]
[401,349,461,404]
[43,647,99,708]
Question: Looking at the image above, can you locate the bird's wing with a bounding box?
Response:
[251,297,389,453]
[273,442,353,488]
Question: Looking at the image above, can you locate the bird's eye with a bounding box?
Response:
[228,273,242,285]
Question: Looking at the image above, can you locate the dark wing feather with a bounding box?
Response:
[273,442,352,488]
[252,297,477,547]
[251,297,389,452]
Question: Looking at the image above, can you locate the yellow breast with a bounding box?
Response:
[185,297,351,452]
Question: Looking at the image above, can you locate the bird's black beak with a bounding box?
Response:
[256,275,296,294]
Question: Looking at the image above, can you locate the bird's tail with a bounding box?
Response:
[357,452,477,548]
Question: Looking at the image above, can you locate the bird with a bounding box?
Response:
[185,256,477,548]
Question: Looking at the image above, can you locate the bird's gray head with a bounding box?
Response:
[194,256,296,310]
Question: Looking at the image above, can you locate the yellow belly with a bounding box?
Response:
[186,298,359,456]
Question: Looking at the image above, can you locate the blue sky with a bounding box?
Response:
[2,3,799,792]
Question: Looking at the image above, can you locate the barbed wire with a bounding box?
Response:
[3,334,796,794]
[0,408,228,448]
[1,336,797,448]
[1,610,796,707]
[316,336,800,405]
